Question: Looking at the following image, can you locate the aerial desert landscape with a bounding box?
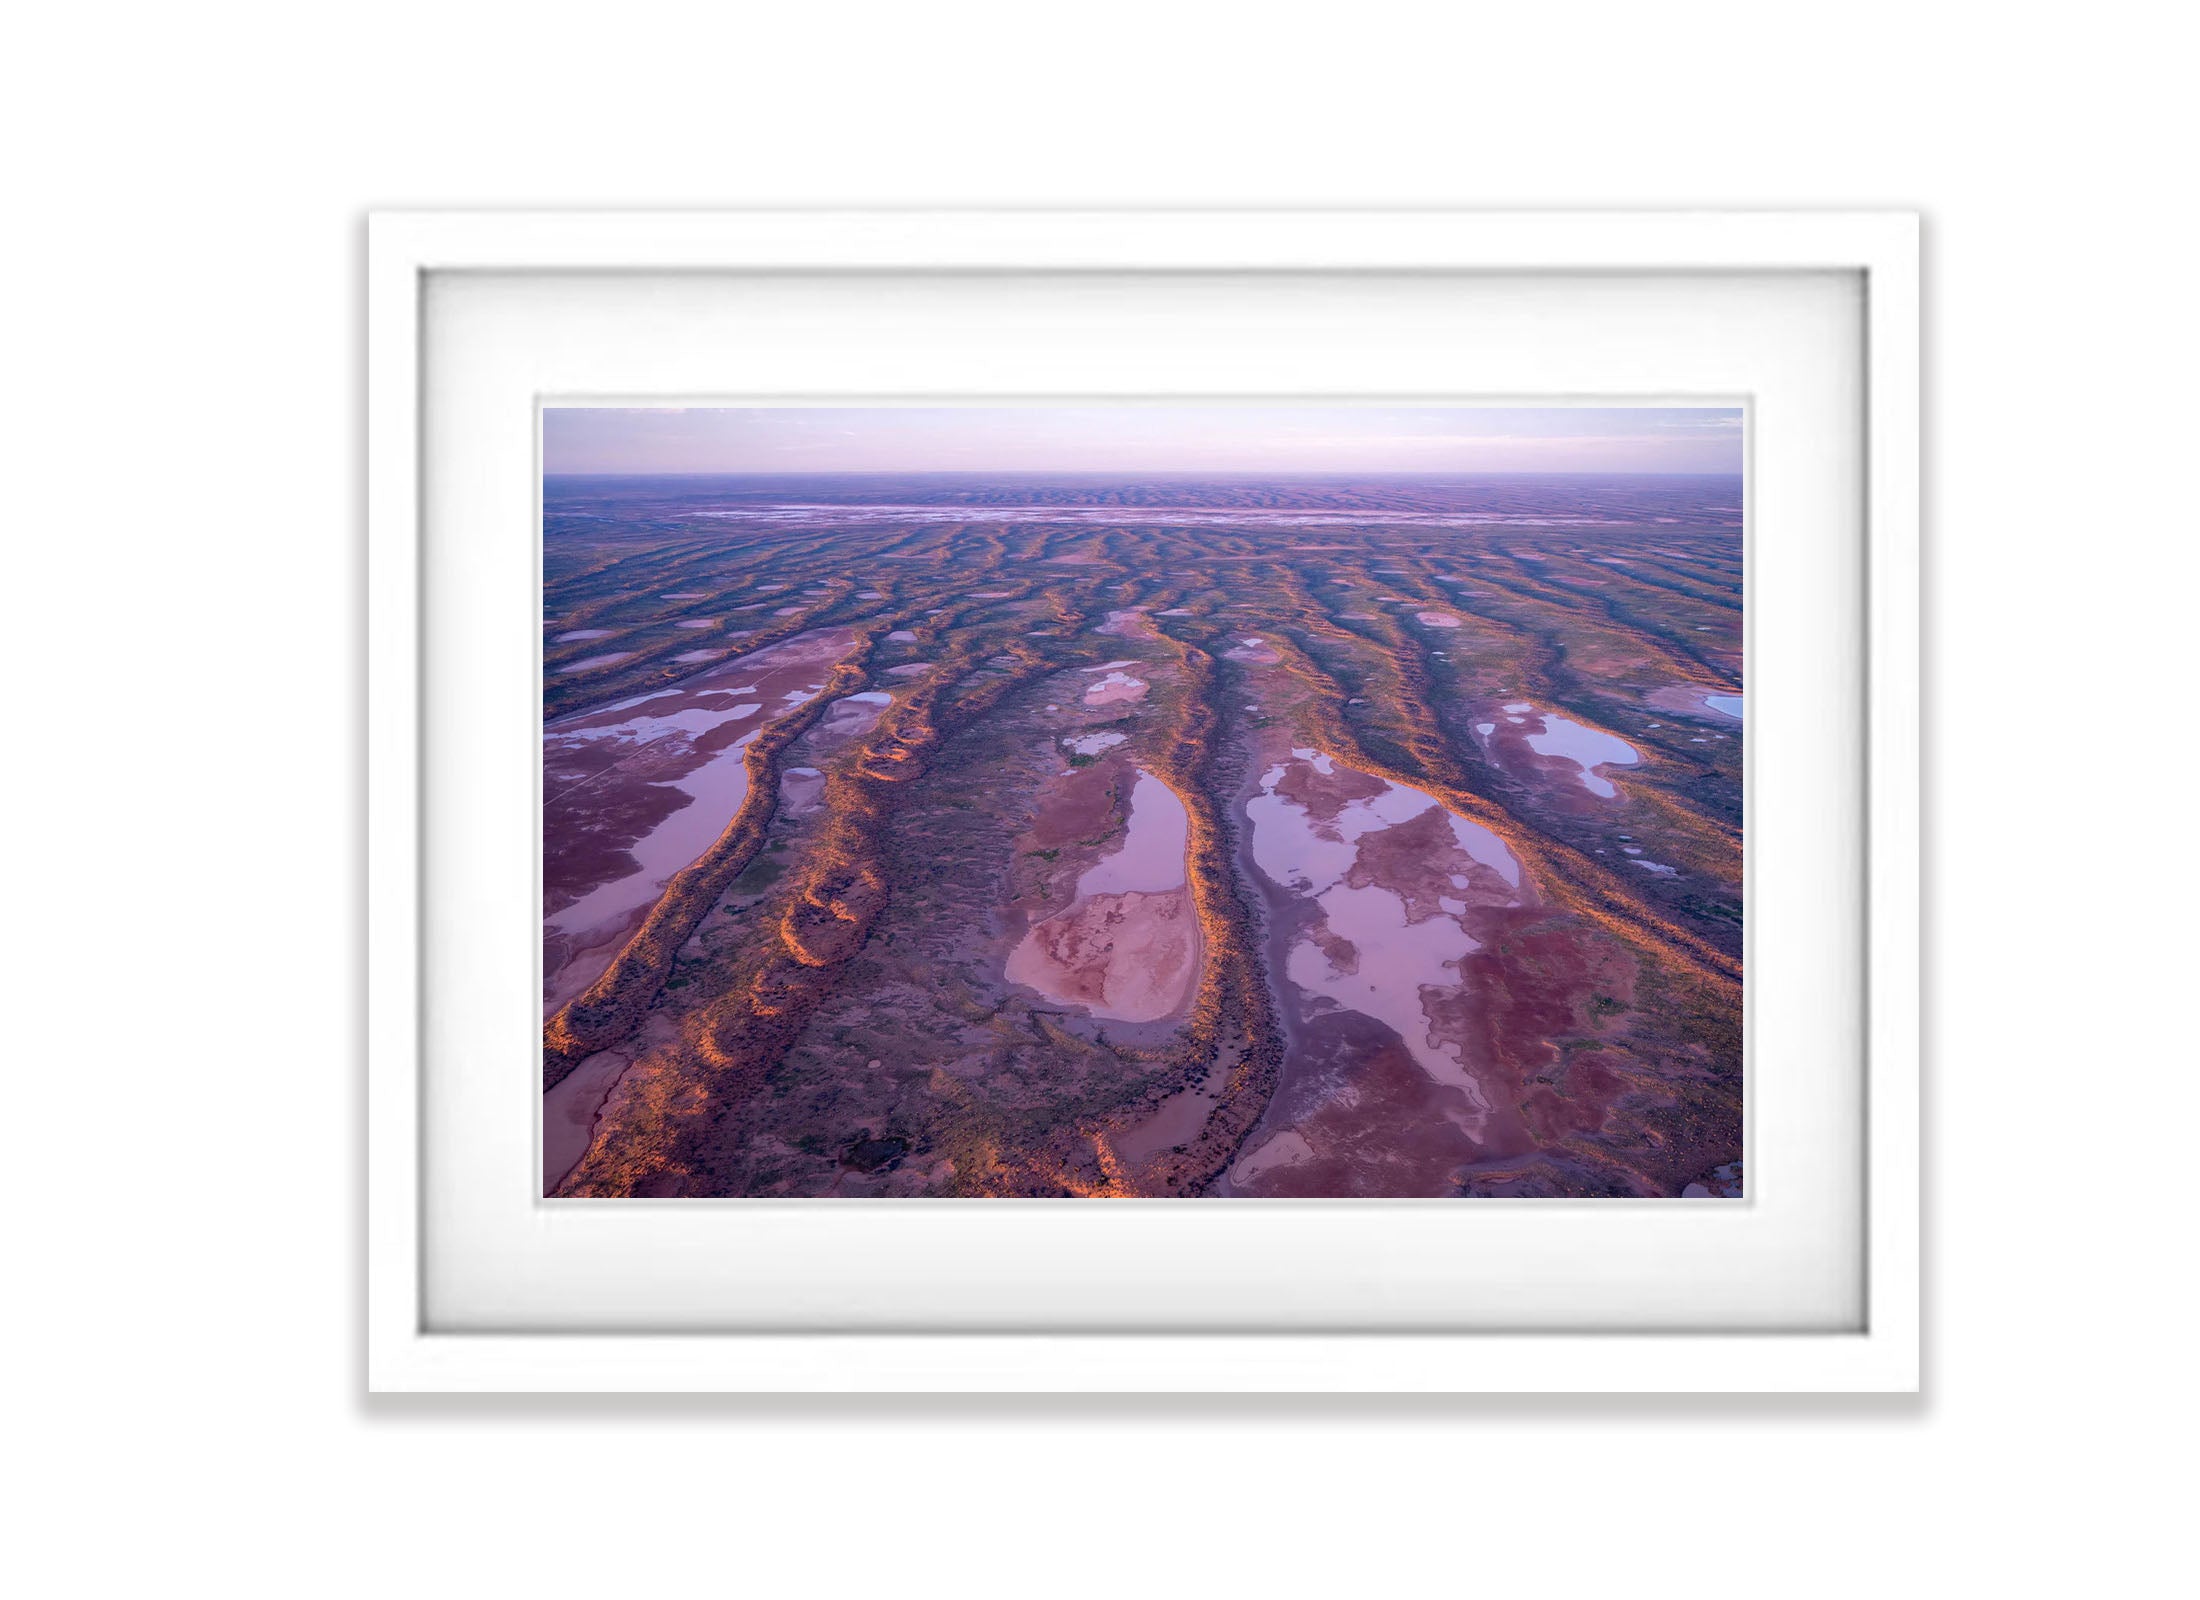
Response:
[541,408,1744,1198]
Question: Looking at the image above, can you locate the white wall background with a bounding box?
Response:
[5,3,2186,1595]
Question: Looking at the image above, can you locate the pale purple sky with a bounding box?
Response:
[542,405,1743,476]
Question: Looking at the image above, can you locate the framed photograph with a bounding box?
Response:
[369,210,1917,1391]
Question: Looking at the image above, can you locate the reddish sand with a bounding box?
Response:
[810,690,892,747]
[778,766,827,817]
[1006,889,1199,1021]
[541,627,857,1014]
[1229,735,1547,1194]
[543,1046,633,1188]
[1109,1048,1236,1171]
[1647,681,1745,722]
[1225,724,1656,1195]
[1096,608,1152,637]
[1082,669,1148,706]
[1006,766,1200,1022]
[1475,704,1640,808]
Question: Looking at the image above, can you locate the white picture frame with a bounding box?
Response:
[368,210,1918,1392]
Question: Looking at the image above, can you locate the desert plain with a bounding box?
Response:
[541,472,1744,1198]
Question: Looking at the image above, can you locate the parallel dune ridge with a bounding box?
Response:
[542,474,1744,1199]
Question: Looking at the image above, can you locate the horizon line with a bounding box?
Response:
[542,467,1744,480]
